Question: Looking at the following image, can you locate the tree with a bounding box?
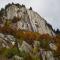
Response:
[0,8,5,17]
[15,3,21,8]
[5,3,11,9]
[29,7,32,10]
[55,29,60,35]
[22,4,25,7]
[12,2,14,5]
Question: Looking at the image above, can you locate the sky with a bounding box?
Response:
[0,0,60,30]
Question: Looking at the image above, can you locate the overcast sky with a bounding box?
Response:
[0,0,60,30]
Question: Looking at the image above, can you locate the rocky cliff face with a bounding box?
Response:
[0,3,55,36]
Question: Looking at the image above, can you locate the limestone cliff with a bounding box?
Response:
[0,3,55,36]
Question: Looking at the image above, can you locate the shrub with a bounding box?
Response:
[0,47,20,58]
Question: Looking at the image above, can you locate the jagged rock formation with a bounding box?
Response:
[0,3,55,36]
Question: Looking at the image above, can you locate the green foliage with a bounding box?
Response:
[40,39,50,50]
[0,47,20,59]
[32,55,40,60]
[19,50,32,60]
[4,19,12,27]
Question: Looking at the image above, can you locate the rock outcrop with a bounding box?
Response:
[0,3,55,36]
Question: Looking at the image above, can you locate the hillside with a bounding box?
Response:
[0,3,60,60]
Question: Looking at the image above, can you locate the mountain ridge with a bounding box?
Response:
[0,3,55,36]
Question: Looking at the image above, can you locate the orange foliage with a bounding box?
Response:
[39,34,52,41]
[15,29,25,39]
[55,35,60,54]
